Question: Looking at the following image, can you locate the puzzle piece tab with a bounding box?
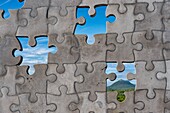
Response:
[70,92,116,113]
[11,93,56,113]
[75,62,116,101]
[106,32,142,72]
[47,86,79,113]
[106,4,144,42]
[16,64,56,102]
[47,64,83,95]
[16,7,57,46]
[0,87,19,113]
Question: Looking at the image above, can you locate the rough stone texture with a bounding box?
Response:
[0,0,169,112]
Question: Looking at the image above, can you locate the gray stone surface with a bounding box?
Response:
[0,0,169,112]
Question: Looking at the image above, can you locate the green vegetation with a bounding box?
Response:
[107,80,135,102]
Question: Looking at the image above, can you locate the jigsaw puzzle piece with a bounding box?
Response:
[157,51,170,101]
[75,62,116,101]
[135,89,170,113]
[0,10,26,38]
[0,0,25,18]
[48,34,80,73]
[47,86,79,113]
[17,7,57,46]
[127,61,166,99]
[0,35,22,75]
[79,0,107,16]
[22,0,49,17]
[132,31,170,71]
[0,65,24,96]
[11,93,56,113]
[107,91,144,113]
[47,64,83,95]
[50,0,82,16]
[106,33,142,72]
[16,64,56,102]
[134,2,164,40]
[163,19,170,42]
[162,1,170,19]
[70,92,116,113]
[106,4,144,42]
[108,0,135,13]
[48,6,85,43]
[0,87,19,113]
[76,34,115,72]
[137,0,164,12]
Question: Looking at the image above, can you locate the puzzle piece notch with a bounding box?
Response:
[109,0,136,13]
[50,0,82,16]
[79,0,108,16]
[134,2,164,40]
[0,0,25,19]
[11,93,56,113]
[48,34,80,74]
[0,66,24,96]
[106,32,142,72]
[127,61,166,99]
[16,64,57,102]
[0,87,19,113]
[107,91,144,113]
[22,0,49,17]
[106,4,144,42]
[47,64,84,95]
[76,34,115,72]
[48,6,85,43]
[17,7,57,47]
[132,31,170,71]
[47,86,79,113]
[75,62,116,101]
[0,10,27,39]
[137,0,164,12]
[70,92,116,113]
[135,89,170,113]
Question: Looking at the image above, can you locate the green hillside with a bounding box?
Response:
[107,79,135,91]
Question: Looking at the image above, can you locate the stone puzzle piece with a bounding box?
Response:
[70,92,116,113]
[0,66,24,96]
[47,64,83,95]
[48,6,85,43]
[11,93,56,113]
[0,35,22,75]
[16,7,57,46]
[134,2,164,40]
[106,32,142,72]
[50,0,82,16]
[48,34,80,74]
[106,4,144,42]
[0,87,19,113]
[108,0,135,13]
[16,64,56,102]
[107,91,144,113]
[79,0,107,16]
[14,37,57,75]
[75,62,116,101]
[162,1,170,19]
[127,61,166,99]
[163,19,170,42]
[76,34,115,72]
[0,0,25,18]
[157,51,170,101]
[132,31,170,71]
[137,0,164,12]
[47,86,79,113]
[0,10,26,39]
[135,89,170,113]
[21,0,49,17]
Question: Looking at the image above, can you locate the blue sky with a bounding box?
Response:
[1,1,136,86]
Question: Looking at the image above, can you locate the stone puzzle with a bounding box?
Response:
[0,0,170,113]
